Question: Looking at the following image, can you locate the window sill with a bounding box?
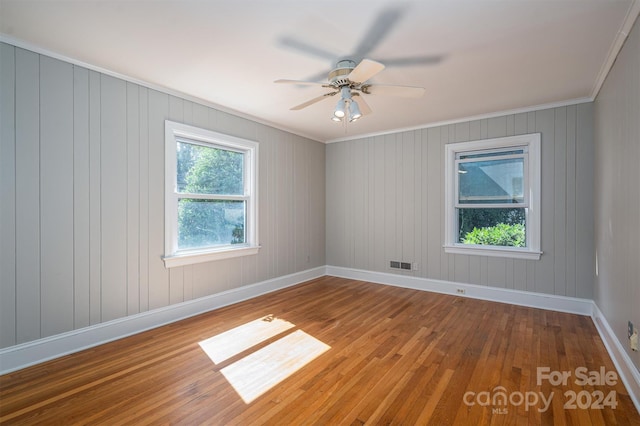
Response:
[443,244,542,260]
[163,245,260,268]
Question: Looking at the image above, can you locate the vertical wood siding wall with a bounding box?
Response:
[326,104,595,298]
[0,43,326,349]
[594,16,640,371]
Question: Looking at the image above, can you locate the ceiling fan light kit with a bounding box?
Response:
[334,98,346,119]
[332,85,362,124]
[332,98,361,124]
[349,100,362,122]
[275,58,425,124]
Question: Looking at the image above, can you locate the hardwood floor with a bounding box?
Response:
[1,276,639,425]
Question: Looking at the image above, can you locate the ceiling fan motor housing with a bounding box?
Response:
[328,59,356,87]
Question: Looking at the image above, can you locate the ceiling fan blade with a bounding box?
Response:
[376,55,444,67]
[348,59,385,84]
[353,94,372,115]
[274,79,327,87]
[278,36,337,61]
[290,92,337,110]
[362,84,425,98]
[352,5,406,58]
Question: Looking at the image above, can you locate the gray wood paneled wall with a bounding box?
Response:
[326,104,595,298]
[594,15,640,371]
[0,43,326,349]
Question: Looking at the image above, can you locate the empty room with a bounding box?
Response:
[1,1,639,424]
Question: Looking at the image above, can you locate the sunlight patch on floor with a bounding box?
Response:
[199,315,295,364]
[219,329,331,403]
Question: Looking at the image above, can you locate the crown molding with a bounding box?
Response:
[590,0,640,99]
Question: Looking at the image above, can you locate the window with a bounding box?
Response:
[444,133,541,260]
[164,120,259,267]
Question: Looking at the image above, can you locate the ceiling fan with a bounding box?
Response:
[275,58,425,123]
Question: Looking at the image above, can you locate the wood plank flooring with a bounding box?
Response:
[1,276,639,425]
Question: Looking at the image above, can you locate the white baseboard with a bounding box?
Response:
[0,266,326,375]
[325,266,594,315]
[325,265,639,414]
[592,304,640,413]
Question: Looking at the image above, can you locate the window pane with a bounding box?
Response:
[178,199,245,250]
[458,157,524,204]
[458,208,525,247]
[177,141,244,195]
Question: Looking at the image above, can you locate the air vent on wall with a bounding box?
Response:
[389,261,416,270]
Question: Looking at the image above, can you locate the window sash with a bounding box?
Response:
[176,198,248,252]
[454,151,529,209]
[176,139,246,196]
[175,192,250,253]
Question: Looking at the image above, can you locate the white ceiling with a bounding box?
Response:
[1,0,638,142]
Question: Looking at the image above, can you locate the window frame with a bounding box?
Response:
[164,120,259,268]
[444,133,542,260]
